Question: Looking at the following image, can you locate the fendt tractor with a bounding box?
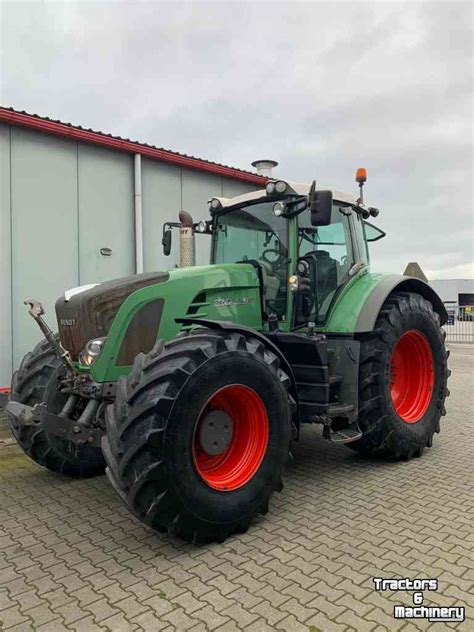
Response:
[4,168,450,543]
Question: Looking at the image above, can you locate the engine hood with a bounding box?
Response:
[55,263,262,381]
[55,272,169,360]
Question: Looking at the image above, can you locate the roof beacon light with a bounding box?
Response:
[355,167,367,205]
[356,168,367,184]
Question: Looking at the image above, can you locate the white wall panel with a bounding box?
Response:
[11,128,78,369]
[222,179,256,199]
[181,169,222,266]
[142,159,181,272]
[0,124,12,385]
[78,144,134,284]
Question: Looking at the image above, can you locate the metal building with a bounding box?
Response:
[0,107,265,386]
[428,278,474,305]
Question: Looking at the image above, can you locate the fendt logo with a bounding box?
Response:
[213,297,254,307]
[60,318,76,326]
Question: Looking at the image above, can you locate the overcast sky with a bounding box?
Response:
[1,1,472,279]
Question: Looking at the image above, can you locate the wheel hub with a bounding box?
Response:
[193,384,269,491]
[199,410,233,456]
[390,329,434,423]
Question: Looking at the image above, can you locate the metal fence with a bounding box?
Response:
[443,303,474,343]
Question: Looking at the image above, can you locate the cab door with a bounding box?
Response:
[295,204,354,326]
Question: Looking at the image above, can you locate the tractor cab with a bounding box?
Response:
[204,172,385,330]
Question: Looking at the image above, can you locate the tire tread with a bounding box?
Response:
[351,292,449,459]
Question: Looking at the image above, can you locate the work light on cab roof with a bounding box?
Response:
[266,180,288,195]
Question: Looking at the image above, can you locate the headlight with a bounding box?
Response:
[275,180,287,193]
[272,201,286,217]
[266,182,276,195]
[297,260,310,276]
[288,275,299,293]
[209,198,222,211]
[195,220,207,233]
[79,337,106,366]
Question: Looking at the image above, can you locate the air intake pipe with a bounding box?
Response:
[179,210,195,267]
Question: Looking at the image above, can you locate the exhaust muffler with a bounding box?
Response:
[179,210,195,267]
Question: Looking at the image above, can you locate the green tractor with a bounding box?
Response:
[4,168,449,543]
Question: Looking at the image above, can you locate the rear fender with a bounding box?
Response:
[355,276,448,332]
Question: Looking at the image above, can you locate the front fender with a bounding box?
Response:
[175,317,298,404]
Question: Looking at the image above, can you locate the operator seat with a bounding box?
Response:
[236,258,281,306]
[258,260,280,303]
[303,250,338,310]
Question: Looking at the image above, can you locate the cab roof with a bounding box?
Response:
[214,180,359,210]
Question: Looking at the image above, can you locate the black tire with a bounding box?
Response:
[103,330,292,543]
[9,337,105,476]
[350,292,449,460]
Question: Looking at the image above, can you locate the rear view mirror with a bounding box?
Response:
[162,229,172,256]
[310,189,333,226]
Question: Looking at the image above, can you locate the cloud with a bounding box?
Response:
[1,0,472,279]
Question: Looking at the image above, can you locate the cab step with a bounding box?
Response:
[328,403,355,417]
[298,402,355,421]
[328,427,363,444]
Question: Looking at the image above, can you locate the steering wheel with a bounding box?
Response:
[261,249,284,266]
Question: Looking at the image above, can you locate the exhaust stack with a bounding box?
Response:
[251,159,278,177]
[179,210,195,267]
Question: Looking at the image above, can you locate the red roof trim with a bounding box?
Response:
[0,108,267,185]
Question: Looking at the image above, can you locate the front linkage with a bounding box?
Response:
[5,299,111,449]
[5,400,104,447]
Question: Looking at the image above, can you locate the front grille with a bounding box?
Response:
[116,299,164,366]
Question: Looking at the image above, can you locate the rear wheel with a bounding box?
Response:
[9,337,105,476]
[351,292,449,460]
[103,330,292,543]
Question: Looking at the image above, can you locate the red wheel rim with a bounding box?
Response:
[193,385,269,491]
[390,330,434,423]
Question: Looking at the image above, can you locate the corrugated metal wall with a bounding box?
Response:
[0,122,255,385]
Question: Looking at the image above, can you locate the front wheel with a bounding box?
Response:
[9,337,105,477]
[103,330,292,543]
[350,292,449,460]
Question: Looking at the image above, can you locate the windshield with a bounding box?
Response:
[213,201,288,262]
[213,201,289,320]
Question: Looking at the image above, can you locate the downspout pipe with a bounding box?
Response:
[134,154,144,274]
